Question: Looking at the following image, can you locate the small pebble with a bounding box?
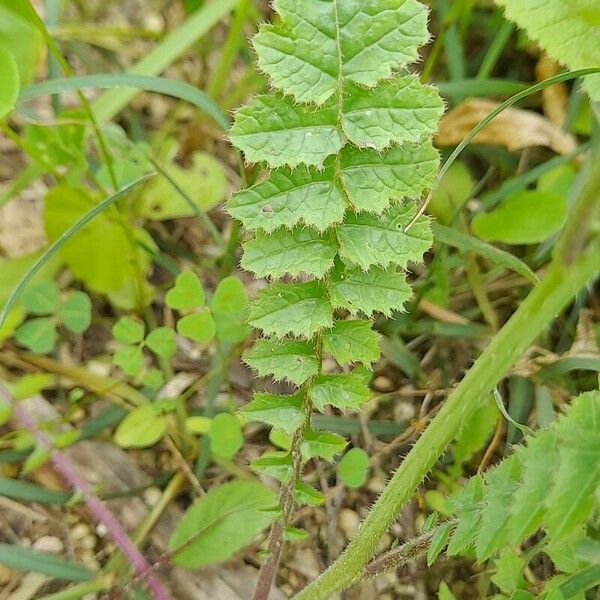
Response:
[339,508,360,539]
[394,401,416,422]
[143,487,162,506]
[33,536,63,554]
[0,564,12,585]
[72,523,90,540]
[372,375,394,392]
[81,534,97,551]
[367,475,386,493]
[95,524,108,538]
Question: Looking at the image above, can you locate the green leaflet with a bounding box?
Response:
[254,0,429,104]
[495,0,600,100]
[338,205,433,270]
[447,475,484,556]
[241,228,338,279]
[323,320,381,365]
[230,95,343,168]
[248,281,333,338]
[546,391,600,540]
[308,373,371,411]
[328,264,412,316]
[301,428,347,461]
[243,338,319,386]
[239,392,305,435]
[228,167,345,232]
[508,431,557,544]
[476,456,520,561]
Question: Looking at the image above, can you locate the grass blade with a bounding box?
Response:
[0,476,71,504]
[92,0,237,122]
[0,542,94,581]
[20,74,230,130]
[432,223,538,284]
[0,174,154,327]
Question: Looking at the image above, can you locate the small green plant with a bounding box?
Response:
[14,280,91,353]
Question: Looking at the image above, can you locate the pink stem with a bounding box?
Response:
[1,384,171,600]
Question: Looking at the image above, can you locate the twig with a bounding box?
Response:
[0,384,171,600]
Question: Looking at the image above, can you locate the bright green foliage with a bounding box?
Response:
[239,393,305,435]
[177,312,215,343]
[495,0,600,100]
[294,481,325,506]
[472,190,567,245]
[243,339,319,386]
[323,320,380,365]
[444,392,600,570]
[14,282,92,354]
[166,271,205,310]
[208,413,244,459]
[111,318,176,376]
[168,480,278,568]
[114,404,167,448]
[0,43,20,119]
[210,276,250,343]
[338,447,370,488]
[227,0,441,513]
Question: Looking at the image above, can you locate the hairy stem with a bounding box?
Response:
[294,152,600,600]
[252,404,310,600]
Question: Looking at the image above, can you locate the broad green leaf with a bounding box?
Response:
[328,264,412,316]
[230,95,343,168]
[59,291,92,334]
[15,318,56,354]
[427,523,452,566]
[22,444,50,474]
[285,526,310,541]
[43,186,154,294]
[243,338,319,386]
[251,451,292,482]
[509,431,557,544]
[301,428,347,461]
[0,46,18,119]
[0,542,93,582]
[140,152,227,220]
[254,0,428,104]
[166,271,205,310]
[338,205,432,270]
[0,397,12,426]
[228,166,345,233]
[239,392,305,435]
[113,345,144,376]
[249,281,333,338]
[341,78,444,150]
[308,372,370,411]
[294,481,325,506]
[168,480,278,567]
[242,228,337,279]
[6,374,54,401]
[323,320,381,365]
[114,405,167,448]
[337,447,369,488]
[210,276,250,343]
[112,317,145,344]
[476,456,521,561]
[21,281,59,315]
[546,391,600,540]
[0,1,43,86]
[447,475,484,556]
[472,191,567,245]
[208,413,243,458]
[143,368,165,391]
[429,161,474,224]
[177,311,215,343]
[495,0,600,100]
[340,142,439,213]
[145,327,177,359]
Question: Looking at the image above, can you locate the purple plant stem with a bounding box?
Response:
[1,384,171,600]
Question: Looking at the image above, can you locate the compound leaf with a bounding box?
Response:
[59,291,92,334]
[166,271,205,310]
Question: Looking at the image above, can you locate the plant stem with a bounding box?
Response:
[293,150,600,600]
[252,407,309,600]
